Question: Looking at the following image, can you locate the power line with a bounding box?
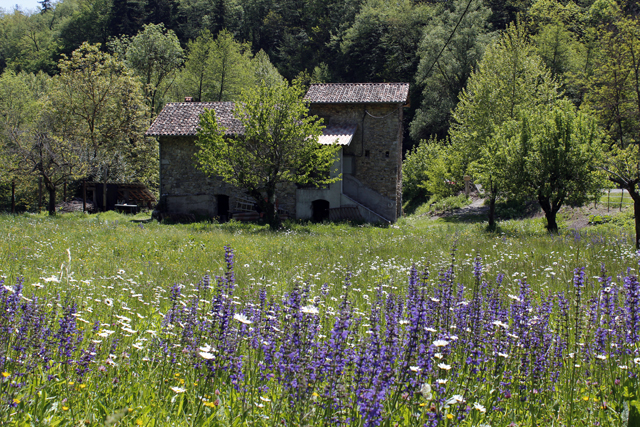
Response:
[421,0,475,80]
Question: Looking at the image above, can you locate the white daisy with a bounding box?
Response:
[301,305,319,315]
[492,320,509,329]
[420,383,433,400]
[444,395,465,407]
[473,402,486,413]
[233,313,252,325]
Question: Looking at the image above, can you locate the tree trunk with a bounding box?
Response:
[488,192,496,230]
[251,190,280,228]
[265,192,279,228]
[38,177,42,213]
[103,181,107,212]
[47,186,56,216]
[629,186,640,249]
[635,197,640,250]
[11,181,15,214]
[545,210,558,233]
[539,196,560,233]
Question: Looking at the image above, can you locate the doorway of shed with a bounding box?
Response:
[216,195,230,222]
[311,199,330,222]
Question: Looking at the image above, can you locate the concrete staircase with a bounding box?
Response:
[340,194,391,223]
[342,174,396,222]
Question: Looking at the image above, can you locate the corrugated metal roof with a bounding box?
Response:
[146,102,243,137]
[305,83,409,104]
[318,123,357,146]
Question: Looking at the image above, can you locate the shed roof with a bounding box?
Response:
[318,123,357,146]
[145,102,243,137]
[304,83,409,104]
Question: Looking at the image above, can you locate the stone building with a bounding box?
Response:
[146,83,409,223]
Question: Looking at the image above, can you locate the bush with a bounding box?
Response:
[403,137,463,214]
[589,214,613,225]
[414,194,471,216]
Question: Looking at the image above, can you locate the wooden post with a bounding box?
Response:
[463,175,471,197]
[621,189,624,212]
[63,181,67,203]
[38,177,42,213]
[607,188,610,212]
[83,180,86,213]
[11,180,15,214]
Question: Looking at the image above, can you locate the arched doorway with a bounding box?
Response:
[311,199,330,222]
[216,195,230,222]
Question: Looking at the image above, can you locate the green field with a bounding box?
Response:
[1,211,639,426]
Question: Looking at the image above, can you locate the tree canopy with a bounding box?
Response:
[410,0,495,142]
[449,24,561,228]
[48,43,154,211]
[485,101,603,232]
[110,23,184,115]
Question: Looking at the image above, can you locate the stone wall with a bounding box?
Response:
[309,103,403,221]
[159,136,296,218]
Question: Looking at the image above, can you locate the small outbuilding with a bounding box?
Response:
[146,83,409,223]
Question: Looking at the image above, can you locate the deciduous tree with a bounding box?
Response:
[583,12,640,247]
[177,29,255,102]
[450,24,560,228]
[483,101,603,232]
[111,23,183,115]
[0,70,87,215]
[50,43,154,211]
[411,0,494,142]
[340,0,432,83]
[195,81,340,227]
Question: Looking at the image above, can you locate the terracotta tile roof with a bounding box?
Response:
[305,83,409,104]
[318,123,357,146]
[146,102,243,136]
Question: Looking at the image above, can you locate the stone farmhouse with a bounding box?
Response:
[146,83,409,223]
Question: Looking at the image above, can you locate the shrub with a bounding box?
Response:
[403,138,463,213]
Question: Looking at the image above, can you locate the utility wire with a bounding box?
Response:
[421,0,475,81]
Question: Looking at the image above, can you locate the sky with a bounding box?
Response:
[0,0,42,14]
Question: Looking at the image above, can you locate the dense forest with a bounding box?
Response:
[1,0,640,218]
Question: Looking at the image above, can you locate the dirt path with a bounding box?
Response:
[430,197,489,221]
[431,195,631,229]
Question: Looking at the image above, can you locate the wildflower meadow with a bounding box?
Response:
[1,212,640,426]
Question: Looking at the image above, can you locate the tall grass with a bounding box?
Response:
[0,212,638,425]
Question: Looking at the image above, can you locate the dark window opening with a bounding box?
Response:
[365,150,370,157]
[311,199,330,222]
[385,151,390,158]
[216,195,230,222]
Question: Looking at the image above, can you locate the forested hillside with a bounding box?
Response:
[1,0,639,217]
[2,0,614,143]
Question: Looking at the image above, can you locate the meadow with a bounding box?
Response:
[1,210,639,426]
